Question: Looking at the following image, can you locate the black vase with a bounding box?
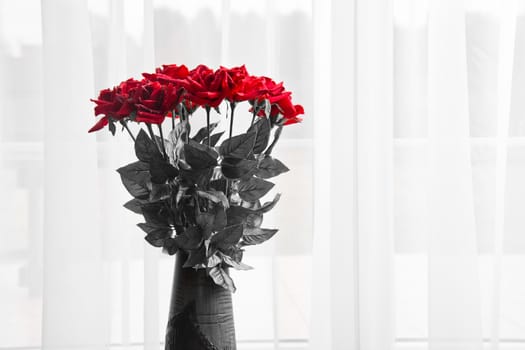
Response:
[165,252,237,350]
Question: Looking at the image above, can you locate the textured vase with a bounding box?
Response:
[165,252,237,350]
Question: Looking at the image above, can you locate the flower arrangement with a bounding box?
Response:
[89,64,303,293]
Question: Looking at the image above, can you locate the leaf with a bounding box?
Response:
[226,205,251,226]
[219,131,256,159]
[162,237,179,255]
[150,159,178,184]
[192,122,219,142]
[255,193,281,214]
[141,202,169,225]
[211,206,227,232]
[135,129,162,162]
[179,167,214,188]
[174,225,202,250]
[220,252,253,270]
[123,198,146,214]
[197,190,229,208]
[256,156,289,179]
[237,177,274,201]
[210,224,243,248]
[210,179,227,193]
[247,118,271,154]
[246,213,263,228]
[221,157,257,179]
[108,119,116,136]
[183,245,207,269]
[184,140,218,170]
[208,266,236,293]
[117,161,150,183]
[167,120,190,164]
[120,176,150,200]
[207,253,222,268]
[138,222,171,247]
[196,211,215,240]
[202,131,224,147]
[241,227,278,246]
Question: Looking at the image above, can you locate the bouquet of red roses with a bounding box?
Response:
[89,64,303,292]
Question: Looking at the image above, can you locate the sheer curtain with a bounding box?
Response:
[312,0,525,350]
[1,0,525,349]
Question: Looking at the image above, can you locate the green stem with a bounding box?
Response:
[229,102,236,138]
[146,123,162,155]
[157,124,167,159]
[122,122,136,142]
[205,106,211,147]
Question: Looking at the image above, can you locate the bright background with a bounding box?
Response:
[1,0,525,349]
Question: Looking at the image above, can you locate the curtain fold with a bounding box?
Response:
[427,0,483,349]
[41,0,109,348]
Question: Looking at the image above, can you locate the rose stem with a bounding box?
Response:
[205,106,211,147]
[157,124,167,159]
[123,122,136,142]
[250,109,257,126]
[146,123,162,155]
[264,125,283,156]
[229,102,236,138]
[171,109,176,130]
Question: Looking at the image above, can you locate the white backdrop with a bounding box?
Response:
[1,0,525,349]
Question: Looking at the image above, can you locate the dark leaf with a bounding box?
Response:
[162,237,179,255]
[255,156,289,179]
[135,129,162,162]
[226,206,251,226]
[150,159,178,184]
[179,167,214,188]
[108,119,116,135]
[117,161,150,184]
[174,225,202,250]
[210,179,227,192]
[208,266,236,293]
[212,207,227,231]
[211,224,243,249]
[120,176,150,200]
[197,190,229,208]
[141,202,170,225]
[219,131,256,159]
[138,222,171,247]
[221,157,257,179]
[183,245,207,269]
[237,177,274,202]
[123,198,146,214]
[241,227,278,246]
[192,122,219,142]
[247,118,271,154]
[184,140,218,170]
[196,211,215,240]
[202,131,224,147]
[149,183,171,202]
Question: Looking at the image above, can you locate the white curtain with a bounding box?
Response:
[312,0,525,350]
[1,0,525,349]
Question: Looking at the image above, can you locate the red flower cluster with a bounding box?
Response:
[89,64,304,133]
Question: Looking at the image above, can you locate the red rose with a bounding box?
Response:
[89,79,142,132]
[134,81,184,124]
[230,75,265,102]
[179,65,225,108]
[143,64,189,84]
